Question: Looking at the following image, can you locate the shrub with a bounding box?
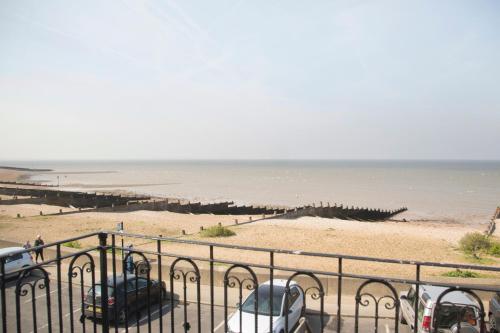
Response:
[489,242,500,257]
[62,240,82,249]
[459,232,491,257]
[200,225,235,238]
[442,269,481,278]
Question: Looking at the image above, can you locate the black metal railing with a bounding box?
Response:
[1,231,499,333]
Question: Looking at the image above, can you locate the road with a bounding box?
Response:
[1,275,411,333]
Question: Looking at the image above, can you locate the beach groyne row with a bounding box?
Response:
[0,186,406,220]
[0,186,150,208]
[485,206,499,237]
[95,199,287,215]
[279,202,408,221]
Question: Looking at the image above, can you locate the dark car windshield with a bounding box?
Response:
[241,285,285,316]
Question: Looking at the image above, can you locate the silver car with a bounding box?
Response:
[0,247,34,278]
[399,285,482,333]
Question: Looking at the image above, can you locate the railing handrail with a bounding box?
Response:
[108,230,500,272]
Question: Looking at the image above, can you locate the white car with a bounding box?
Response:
[400,284,482,333]
[0,247,34,278]
[227,279,305,333]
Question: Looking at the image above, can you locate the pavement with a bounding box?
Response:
[1,272,411,333]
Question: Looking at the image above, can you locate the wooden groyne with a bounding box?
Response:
[96,199,286,215]
[280,202,407,221]
[0,186,149,208]
[485,206,499,237]
[0,186,407,221]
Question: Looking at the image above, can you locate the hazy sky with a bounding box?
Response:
[1,0,499,160]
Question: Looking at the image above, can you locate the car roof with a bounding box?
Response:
[0,247,25,256]
[261,279,298,287]
[418,285,478,305]
[98,274,149,286]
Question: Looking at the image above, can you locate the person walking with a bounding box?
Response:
[34,235,45,263]
[126,244,134,274]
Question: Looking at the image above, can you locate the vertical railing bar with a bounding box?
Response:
[124,263,129,333]
[414,264,420,333]
[269,252,274,333]
[0,258,7,333]
[134,275,139,333]
[112,235,118,333]
[99,233,110,333]
[337,257,343,333]
[80,272,86,333]
[209,246,214,333]
[56,244,63,333]
[157,239,163,333]
[182,276,188,333]
[68,270,74,333]
[146,268,151,333]
[197,273,201,333]
[91,263,97,333]
[32,285,38,333]
[45,274,53,333]
[15,281,22,333]
[170,270,174,333]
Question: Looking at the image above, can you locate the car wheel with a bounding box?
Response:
[490,315,498,333]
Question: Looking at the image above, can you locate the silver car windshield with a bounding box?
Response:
[241,285,285,316]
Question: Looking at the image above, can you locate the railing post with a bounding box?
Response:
[99,232,110,333]
[0,258,6,333]
[56,244,64,333]
[414,264,420,333]
[269,251,274,333]
[210,245,214,333]
[337,257,343,332]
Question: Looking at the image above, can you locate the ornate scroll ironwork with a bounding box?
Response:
[433,288,486,333]
[170,257,201,333]
[285,272,325,333]
[354,279,400,333]
[224,264,259,333]
[68,252,96,333]
[15,267,52,333]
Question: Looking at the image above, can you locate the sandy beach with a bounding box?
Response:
[1,167,499,282]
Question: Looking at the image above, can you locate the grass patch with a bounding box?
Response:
[200,225,236,238]
[489,242,500,257]
[442,269,483,278]
[62,240,82,249]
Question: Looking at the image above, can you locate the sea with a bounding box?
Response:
[3,160,500,223]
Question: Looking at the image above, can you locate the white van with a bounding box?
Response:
[0,247,34,278]
[400,285,483,333]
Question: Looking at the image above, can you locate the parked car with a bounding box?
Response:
[84,274,167,323]
[227,279,305,333]
[489,292,500,333]
[0,247,34,278]
[399,285,483,333]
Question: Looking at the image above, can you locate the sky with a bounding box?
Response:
[1,0,499,160]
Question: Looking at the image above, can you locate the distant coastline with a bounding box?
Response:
[0,166,53,172]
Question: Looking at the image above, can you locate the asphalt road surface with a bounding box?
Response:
[1,275,411,333]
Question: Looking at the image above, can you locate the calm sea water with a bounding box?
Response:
[5,160,500,223]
